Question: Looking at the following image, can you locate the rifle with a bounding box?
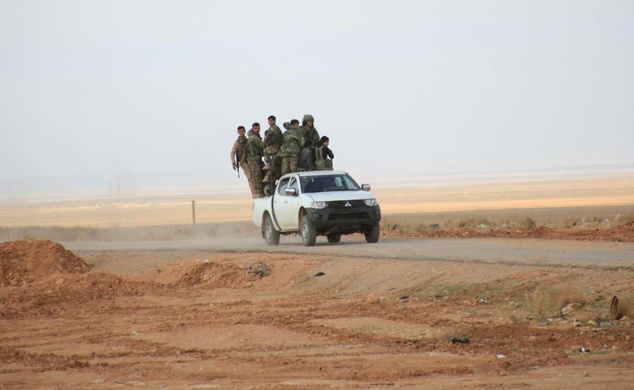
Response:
[235,152,240,178]
[269,154,275,193]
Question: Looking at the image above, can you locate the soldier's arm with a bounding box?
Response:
[262,129,272,146]
[273,127,283,145]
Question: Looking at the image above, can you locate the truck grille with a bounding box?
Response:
[329,200,366,209]
[328,212,369,221]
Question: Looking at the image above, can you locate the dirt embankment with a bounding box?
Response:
[384,217,634,242]
[1,240,633,389]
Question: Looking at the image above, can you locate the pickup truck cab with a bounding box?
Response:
[253,171,381,246]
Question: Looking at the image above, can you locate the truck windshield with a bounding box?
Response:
[301,174,361,193]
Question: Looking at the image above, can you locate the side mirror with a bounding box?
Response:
[285,187,297,196]
[361,184,371,191]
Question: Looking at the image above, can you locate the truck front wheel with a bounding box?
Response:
[365,223,380,243]
[264,215,280,245]
[300,215,317,246]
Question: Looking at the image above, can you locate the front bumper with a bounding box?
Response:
[305,203,381,235]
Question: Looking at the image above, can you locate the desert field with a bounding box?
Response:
[1,173,634,388]
[2,174,633,231]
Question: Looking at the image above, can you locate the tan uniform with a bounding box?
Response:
[230,136,254,197]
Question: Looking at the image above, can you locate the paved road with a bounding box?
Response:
[64,236,634,269]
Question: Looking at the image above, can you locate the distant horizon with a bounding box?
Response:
[2,162,633,204]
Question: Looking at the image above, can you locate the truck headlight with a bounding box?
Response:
[364,199,378,207]
[309,201,328,209]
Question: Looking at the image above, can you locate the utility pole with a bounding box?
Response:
[191,200,196,228]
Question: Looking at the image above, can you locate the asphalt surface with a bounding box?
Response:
[63,236,634,269]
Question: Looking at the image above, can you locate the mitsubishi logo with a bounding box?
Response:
[344,201,352,207]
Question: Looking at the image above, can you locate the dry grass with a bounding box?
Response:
[382,207,633,238]
[523,283,586,320]
[375,175,634,215]
[428,283,472,299]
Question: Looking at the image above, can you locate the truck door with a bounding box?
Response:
[274,176,303,231]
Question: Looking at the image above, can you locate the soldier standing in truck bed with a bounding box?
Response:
[246,122,265,198]
[300,114,320,150]
[262,115,283,184]
[315,135,334,170]
[279,119,304,176]
[297,139,316,171]
[230,126,255,196]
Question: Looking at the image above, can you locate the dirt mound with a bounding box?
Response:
[173,261,256,288]
[0,240,90,286]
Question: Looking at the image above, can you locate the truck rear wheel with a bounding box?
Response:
[365,223,380,243]
[264,215,280,245]
[300,215,317,246]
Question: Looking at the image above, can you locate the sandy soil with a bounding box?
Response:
[1,239,634,389]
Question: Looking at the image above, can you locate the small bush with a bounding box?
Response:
[524,283,583,319]
[519,217,537,230]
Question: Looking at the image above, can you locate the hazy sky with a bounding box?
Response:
[1,0,633,193]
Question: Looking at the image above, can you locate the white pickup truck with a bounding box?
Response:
[252,170,381,246]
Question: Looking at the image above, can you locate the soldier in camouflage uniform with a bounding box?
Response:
[230,126,254,196]
[301,114,320,151]
[246,122,265,198]
[278,119,305,176]
[315,135,334,170]
[297,139,316,171]
[262,115,283,185]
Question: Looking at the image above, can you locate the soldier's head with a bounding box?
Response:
[237,126,246,136]
[267,115,276,126]
[252,122,261,133]
[290,119,300,128]
[320,136,329,147]
[302,114,314,127]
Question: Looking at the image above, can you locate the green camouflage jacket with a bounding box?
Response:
[278,123,305,157]
[246,132,264,161]
[301,114,320,147]
[263,125,283,155]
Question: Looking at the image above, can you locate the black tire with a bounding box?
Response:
[264,215,280,245]
[326,234,341,244]
[365,224,380,243]
[300,215,317,246]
